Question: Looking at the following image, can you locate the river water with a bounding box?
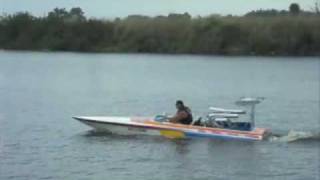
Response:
[0,51,319,180]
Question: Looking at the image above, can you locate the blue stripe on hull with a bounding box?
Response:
[184,131,258,141]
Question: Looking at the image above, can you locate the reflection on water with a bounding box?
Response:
[170,139,191,154]
[83,129,114,137]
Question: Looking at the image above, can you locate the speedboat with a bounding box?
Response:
[73,97,270,141]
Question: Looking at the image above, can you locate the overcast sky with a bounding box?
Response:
[0,0,317,18]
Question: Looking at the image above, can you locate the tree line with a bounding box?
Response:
[0,4,319,56]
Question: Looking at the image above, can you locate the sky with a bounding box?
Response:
[0,0,317,18]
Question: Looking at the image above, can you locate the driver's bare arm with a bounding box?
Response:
[169,111,188,123]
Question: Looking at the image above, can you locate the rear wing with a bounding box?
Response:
[209,107,246,114]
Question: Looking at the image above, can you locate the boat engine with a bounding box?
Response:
[200,97,264,131]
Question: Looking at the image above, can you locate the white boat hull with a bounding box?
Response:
[74,116,269,141]
[80,118,160,136]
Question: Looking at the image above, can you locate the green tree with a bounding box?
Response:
[48,8,68,20]
[69,7,86,22]
[289,3,301,15]
[312,1,320,14]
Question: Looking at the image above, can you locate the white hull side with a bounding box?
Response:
[80,120,160,136]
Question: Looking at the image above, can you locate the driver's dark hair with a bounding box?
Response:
[176,100,184,106]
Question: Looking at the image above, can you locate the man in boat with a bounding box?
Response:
[169,100,193,125]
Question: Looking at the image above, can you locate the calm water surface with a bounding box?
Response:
[0,51,319,180]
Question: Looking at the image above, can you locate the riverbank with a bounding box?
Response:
[1,7,319,56]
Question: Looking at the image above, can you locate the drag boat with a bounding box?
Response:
[73,97,270,141]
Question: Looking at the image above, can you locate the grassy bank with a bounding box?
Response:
[0,6,319,56]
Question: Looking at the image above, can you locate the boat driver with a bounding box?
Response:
[169,100,193,125]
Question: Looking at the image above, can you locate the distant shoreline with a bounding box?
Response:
[1,49,319,58]
[1,5,320,57]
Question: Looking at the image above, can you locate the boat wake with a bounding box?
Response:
[268,130,320,143]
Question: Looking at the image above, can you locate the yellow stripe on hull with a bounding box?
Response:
[160,130,185,139]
